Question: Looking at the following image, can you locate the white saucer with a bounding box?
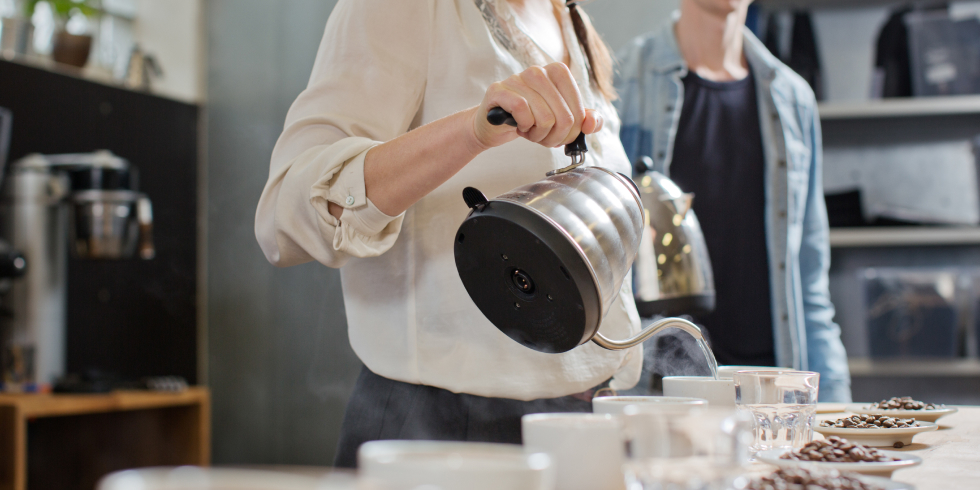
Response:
[756,448,923,478]
[816,403,848,414]
[847,405,958,423]
[814,421,938,447]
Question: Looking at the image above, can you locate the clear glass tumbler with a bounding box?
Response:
[621,407,753,490]
[733,370,820,453]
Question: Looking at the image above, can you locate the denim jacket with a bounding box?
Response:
[614,18,852,402]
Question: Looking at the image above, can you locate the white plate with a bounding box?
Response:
[814,421,938,447]
[847,405,959,423]
[756,448,923,478]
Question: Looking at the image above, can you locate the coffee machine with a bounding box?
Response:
[0,149,154,390]
[0,108,28,388]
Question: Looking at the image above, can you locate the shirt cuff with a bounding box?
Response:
[308,140,405,257]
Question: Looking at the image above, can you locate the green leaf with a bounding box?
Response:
[25,0,101,21]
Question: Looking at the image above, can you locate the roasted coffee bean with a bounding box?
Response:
[820,414,918,430]
[780,437,897,463]
[869,396,943,411]
[746,467,885,490]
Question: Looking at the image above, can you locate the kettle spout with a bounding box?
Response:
[591,317,703,350]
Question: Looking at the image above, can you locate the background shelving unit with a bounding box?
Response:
[819,95,980,120]
[829,227,980,248]
[849,358,980,377]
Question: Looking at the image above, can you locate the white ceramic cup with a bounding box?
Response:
[358,440,554,490]
[522,413,625,490]
[592,396,708,416]
[716,366,795,379]
[662,376,736,406]
[98,467,332,490]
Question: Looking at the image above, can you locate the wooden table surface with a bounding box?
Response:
[816,406,980,489]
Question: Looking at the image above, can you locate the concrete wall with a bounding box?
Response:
[588,0,679,53]
[205,0,354,465]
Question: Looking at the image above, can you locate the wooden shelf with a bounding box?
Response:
[0,387,209,418]
[0,53,189,103]
[0,388,210,490]
[818,96,980,120]
[849,358,980,377]
[829,227,980,248]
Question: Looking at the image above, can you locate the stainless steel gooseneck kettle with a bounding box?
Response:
[454,108,705,354]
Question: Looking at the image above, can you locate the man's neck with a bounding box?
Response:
[675,1,750,82]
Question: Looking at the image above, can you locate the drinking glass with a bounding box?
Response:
[733,370,820,453]
[621,407,753,490]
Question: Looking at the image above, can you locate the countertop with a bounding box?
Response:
[818,406,980,489]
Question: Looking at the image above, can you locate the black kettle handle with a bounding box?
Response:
[486,107,587,158]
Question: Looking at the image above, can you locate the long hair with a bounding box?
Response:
[566,1,616,101]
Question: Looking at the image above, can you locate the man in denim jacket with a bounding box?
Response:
[614,0,851,402]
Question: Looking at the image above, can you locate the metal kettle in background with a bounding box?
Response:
[632,162,716,318]
[454,108,706,355]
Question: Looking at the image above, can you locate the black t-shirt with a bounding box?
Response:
[668,70,776,367]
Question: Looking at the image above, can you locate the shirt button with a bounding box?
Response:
[665,105,673,112]
[345,196,355,206]
[782,313,789,321]
[778,159,786,168]
[778,211,787,219]
[779,262,786,270]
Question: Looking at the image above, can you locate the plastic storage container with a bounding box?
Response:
[862,268,963,358]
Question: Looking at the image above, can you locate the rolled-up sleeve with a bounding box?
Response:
[255,0,432,268]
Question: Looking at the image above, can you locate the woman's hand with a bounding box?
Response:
[471,62,604,150]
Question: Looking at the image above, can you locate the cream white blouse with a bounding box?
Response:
[255,0,642,400]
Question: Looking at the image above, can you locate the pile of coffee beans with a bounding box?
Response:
[820,414,918,429]
[779,436,897,463]
[745,468,883,490]
[869,396,943,411]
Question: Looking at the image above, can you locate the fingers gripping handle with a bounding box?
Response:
[487,107,518,127]
[486,107,588,169]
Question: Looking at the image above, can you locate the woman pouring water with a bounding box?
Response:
[255,0,643,467]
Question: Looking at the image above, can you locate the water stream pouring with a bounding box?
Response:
[454,108,716,376]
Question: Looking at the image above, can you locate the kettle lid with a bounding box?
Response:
[454,191,600,354]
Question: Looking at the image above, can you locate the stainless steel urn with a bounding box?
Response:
[632,170,715,317]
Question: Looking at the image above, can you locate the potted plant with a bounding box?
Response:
[25,0,100,68]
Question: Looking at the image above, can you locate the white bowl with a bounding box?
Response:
[662,376,736,406]
[756,448,923,478]
[813,421,938,448]
[846,404,959,423]
[358,440,553,490]
[592,396,707,415]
